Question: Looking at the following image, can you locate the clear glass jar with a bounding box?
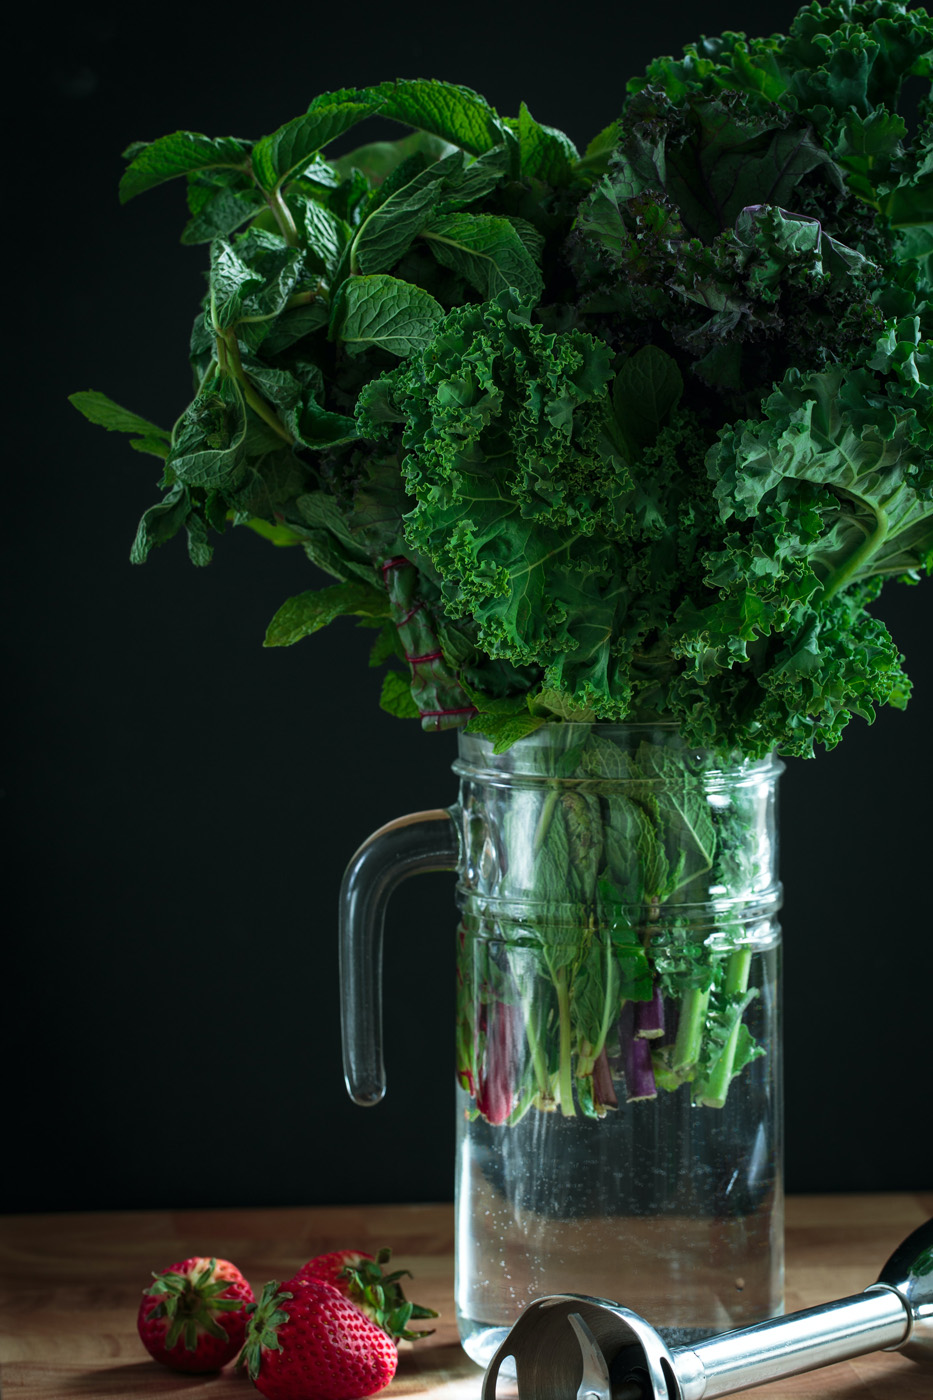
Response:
[340,723,783,1368]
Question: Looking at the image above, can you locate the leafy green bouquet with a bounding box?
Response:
[73,0,933,1120]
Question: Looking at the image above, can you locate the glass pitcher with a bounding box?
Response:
[339,723,784,1367]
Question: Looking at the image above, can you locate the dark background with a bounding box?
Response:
[4,0,930,1214]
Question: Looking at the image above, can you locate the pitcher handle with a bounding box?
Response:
[339,807,461,1106]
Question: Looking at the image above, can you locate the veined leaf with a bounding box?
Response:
[69,391,172,444]
[251,96,378,192]
[352,149,466,274]
[292,196,351,276]
[517,102,579,186]
[612,346,683,451]
[379,671,420,718]
[167,379,249,489]
[130,484,191,563]
[885,171,933,229]
[259,300,329,355]
[330,274,443,357]
[711,325,933,595]
[120,132,251,203]
[363,78,507,155]
[444,143,511,205]
[209,231,305,330]
[332,129,458,184]
[264,580,389,646]
[421,212,544,303]
[127,436,171,460]
[578,119,621,175]
[181,178,264,245]
[284,399,359,448]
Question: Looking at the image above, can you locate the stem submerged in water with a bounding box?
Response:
[673,984,711,1075]
[554,968,576,1116]
[695,947,754,1109]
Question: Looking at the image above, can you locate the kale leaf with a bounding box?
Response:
[71,5,933,757]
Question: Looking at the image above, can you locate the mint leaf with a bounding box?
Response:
[167,380,249,490]
[251,96,377,192]
[463,712,545,752]
[120,132,251,203]
[259,301,329,355]
[292,197,351,277]
[330,275,444,357]
[130,484,191,563]
[181,178,264,245]
[421,213,544,304]
[284,400,359,448]
[264,580,389,646]
[578,119,621,176]
[69,391,172,458]
[68,391,170,439]
[364,79,507,155]
[127,436,171,460]
[517,102,579,185]
[352,150,465,274]
[443,143,511,206]
[332,130,457,184]
[208,229,305,336]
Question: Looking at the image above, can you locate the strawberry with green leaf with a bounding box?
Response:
[240,1278,400,1400]
[284,1246,437,1340]
[136,1255,254,1372]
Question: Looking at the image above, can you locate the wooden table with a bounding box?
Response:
[1,1194,930,1398]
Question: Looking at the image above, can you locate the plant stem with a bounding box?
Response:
[695,947,753,1109]
[672,985,710,1075]
[554,969,576,1117]
[285,286,325,310]
[578,932,620,1077]
[521,988,553,1106]
[267,186,299,246]
[216,328,294,445]
[820,499,890,602]
[533,788,560,855]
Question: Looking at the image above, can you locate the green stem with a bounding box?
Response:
[820,501,889,603]
[267,186,299,246]
[285,286,325,310]
[672,985,710,1074]
[520,985,553,1106]
[533,789,560,855]
[695,948,753,1110]
[216,328,294,445]
[554,969,576,1117]
[577,933,618,1077]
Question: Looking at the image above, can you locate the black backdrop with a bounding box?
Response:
[5,0,931,1214]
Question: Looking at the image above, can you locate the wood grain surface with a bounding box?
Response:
[1,1194,931,1399]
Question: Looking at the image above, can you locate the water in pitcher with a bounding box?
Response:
[454,1031,783,1370]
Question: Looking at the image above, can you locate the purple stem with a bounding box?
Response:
[592,1046,618,1111]
[619,1001,658,1102]
[634,986,665,1040]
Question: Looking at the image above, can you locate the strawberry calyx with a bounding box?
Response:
[307,1247,437,1342]
[144,1258,245,1353]
[237,1281,294,1382]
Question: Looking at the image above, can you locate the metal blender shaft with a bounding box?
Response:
[671,1287,910,1397]
[481,1217,933,1400]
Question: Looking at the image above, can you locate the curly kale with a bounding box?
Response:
[72,3,933,758]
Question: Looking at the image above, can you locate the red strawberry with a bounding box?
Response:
[288,1249,373,1294]
[284,1246,437,1341]
[240,1277,398,1400]
[137,1255,254,1372]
